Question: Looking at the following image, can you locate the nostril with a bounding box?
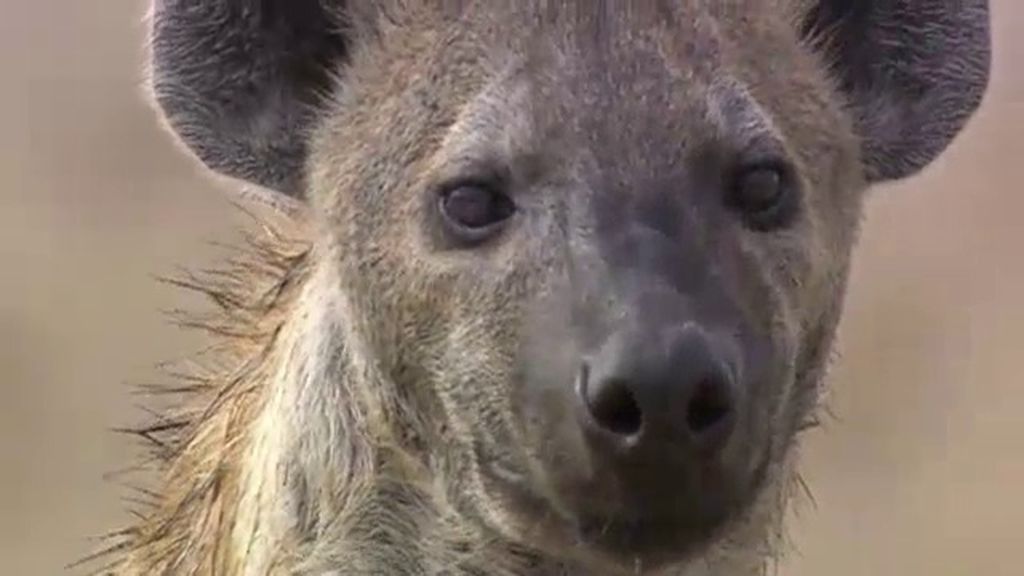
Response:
[580,366,643,436]
[590,380,643,436]
[685,377,734,437]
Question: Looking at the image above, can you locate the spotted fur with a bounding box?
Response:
[90,2,989,575]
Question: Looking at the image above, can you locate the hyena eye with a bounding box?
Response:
[438,182,516,244]
[726,162,800,231]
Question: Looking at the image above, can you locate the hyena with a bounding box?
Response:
[98,1,990,574]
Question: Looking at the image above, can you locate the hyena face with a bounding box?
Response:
[150,0,989,571]
[311,4,866,565]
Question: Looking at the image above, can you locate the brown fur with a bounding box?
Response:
[89,1,989,574]
[91,214,796,576]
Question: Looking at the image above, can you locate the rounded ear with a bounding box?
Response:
[803,0,992,183]
[148,0,350,199]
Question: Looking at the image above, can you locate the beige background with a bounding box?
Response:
[1,2,1020,575]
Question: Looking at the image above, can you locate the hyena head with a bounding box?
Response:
[149,0,989,571]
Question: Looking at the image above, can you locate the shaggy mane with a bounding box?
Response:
[78,206,313,574]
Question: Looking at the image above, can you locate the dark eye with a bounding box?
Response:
[726,162,799,231]
[438,182,516,244]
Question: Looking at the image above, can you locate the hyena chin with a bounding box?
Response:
[99,1,989,575]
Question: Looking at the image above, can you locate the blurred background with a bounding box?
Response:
[0,2,1020,575]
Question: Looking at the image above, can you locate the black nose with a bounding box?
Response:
[579,324,740,453]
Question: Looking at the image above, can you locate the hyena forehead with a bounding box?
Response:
[318,1,840,200]
[447,2,819,132]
